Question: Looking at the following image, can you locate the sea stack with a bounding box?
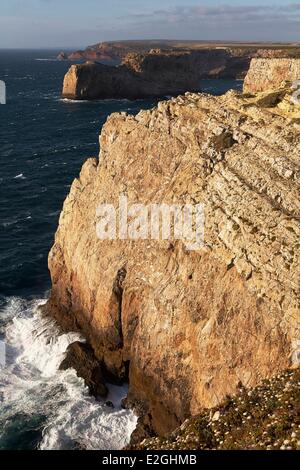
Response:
[57,51,68,61]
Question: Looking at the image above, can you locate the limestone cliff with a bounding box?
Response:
[47,86,300,435]
[62,49,249,100]
[244,58,300,93]
[62,59,201,100]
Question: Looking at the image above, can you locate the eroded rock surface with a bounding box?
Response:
[48,86,300,435]
[244,58,300,93]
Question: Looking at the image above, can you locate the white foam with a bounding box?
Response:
[59,98,132,104]
[0,297,137,450]
[60,98,90,103]
[14,174,26,180]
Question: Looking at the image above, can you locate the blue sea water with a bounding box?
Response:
[0,49,243,450]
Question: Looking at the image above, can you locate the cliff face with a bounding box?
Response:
[47,87,300,435]
[62,49,249,100]
[122,48,249,79]
[62,59,202,100]
[244,58,300,93]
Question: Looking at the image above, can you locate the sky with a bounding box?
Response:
[0,0,300,48]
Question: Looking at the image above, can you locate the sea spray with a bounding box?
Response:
[0,297,137,450]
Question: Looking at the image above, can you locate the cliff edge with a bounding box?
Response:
[47,86,300,435]
[244,58,300,93]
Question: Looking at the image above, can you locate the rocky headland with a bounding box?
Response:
[59,41,175,62]
[62,48,250,100]
[63,40,184,63]
[59,40,300,63]
[47,81,300,438]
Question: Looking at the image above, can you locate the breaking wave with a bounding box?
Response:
[35,59,60,62]
[0,297,137,450]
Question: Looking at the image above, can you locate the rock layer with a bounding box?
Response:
[47,86,300,435]
[244,58,300,93]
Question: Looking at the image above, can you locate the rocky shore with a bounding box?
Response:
[47,81,300,437]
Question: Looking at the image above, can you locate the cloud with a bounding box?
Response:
[2,2,300,47]
[126,3,300,26]
[110,3,299,42]
[283,2,300,10]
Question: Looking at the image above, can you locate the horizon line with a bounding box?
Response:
[1,39,300,51]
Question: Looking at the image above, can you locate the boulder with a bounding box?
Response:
[60,341,108,398]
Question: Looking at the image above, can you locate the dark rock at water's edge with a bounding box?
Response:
[59,341,108,398]
[105,401,114,408]
[57,51,68,61]
[121,397,156,446]
[129,415,157,448]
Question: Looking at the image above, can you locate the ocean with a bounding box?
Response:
[0,49,243,450]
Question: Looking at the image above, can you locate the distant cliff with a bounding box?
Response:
[62,60,201,100]
[65,41,180,62]
[62,49,250,100]
[67,43,131,62]
[59,41,300,63]
[244,58,300,93]
[47,85,300,435]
